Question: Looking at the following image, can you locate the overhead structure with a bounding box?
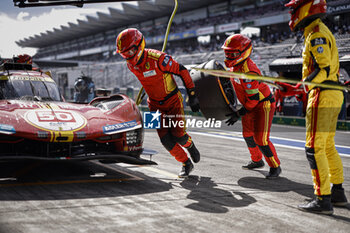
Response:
[16,0,227,48]
[13,0,143,8]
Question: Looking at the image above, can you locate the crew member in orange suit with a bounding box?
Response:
[222,34,281,179]
[116,28,200,178]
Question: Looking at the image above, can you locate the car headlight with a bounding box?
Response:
[126,128,143,146]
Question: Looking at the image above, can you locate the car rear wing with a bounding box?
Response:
[0,61,32,72]
[13,0,146,8]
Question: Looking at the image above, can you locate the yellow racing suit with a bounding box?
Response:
[303,18,344,196]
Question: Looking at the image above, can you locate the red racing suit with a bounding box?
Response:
[274,82,307,115]
[230,58,280,168]
[127,48,194,163]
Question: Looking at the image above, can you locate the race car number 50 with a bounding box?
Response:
[24,109,87,131]
[36,111,75,122]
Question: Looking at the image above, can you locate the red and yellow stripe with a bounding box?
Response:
[312,169,322,196]
[268,157,279,168]
[262,101,271,146]
[309,89,320,148]
[308,89,321,195]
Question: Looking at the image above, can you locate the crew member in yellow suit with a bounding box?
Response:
[285,0,347,215]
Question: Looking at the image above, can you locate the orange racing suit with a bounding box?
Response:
[302,19,344,196]
[230,58,280,168]
[127,49,194,163]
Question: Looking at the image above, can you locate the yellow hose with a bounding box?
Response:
[136,0,178,105]
[162,0,178,53]
[193,68,350,91]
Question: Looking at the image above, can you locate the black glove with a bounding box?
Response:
[237,106,247,116]
[225,106,247,126]
[187,88,200,112]
[225,111,239,126]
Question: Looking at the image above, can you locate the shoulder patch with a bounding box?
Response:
[317,46,324,54]
[147,50,161,60]
[311,37,326,47]
[162,55,171,67]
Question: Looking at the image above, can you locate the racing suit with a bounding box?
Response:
[302,19,344,196]
[127,49,194,163]
[274,82,307,115]
[230,58,280,168]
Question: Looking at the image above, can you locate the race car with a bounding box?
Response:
[0,59,156,165]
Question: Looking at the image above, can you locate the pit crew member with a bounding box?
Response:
[74,76,95,103]
[116,28,200,178]
[222,34,282,179]
[285,0,347,215]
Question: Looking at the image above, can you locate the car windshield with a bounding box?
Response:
[0,76,62,101]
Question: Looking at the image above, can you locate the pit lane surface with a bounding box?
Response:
[0,124,349,233]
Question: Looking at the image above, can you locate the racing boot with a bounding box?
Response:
[187,142,200,163]
[242,160,264,170]
[331,185,348,207]
[265,166,281,179]
[178,159,194,178]
[298,195,334,215]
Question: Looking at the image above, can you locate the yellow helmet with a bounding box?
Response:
[285,0,327,31]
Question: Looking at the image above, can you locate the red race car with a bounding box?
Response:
[0,59,156,165]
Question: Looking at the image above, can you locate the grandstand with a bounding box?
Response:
[16,0,350,101]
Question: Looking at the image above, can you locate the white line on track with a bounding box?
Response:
[189,131,350,158]
[141,166,179,179]
[118,163,180,179]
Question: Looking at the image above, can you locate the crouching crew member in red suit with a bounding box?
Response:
[116,28,200,178]
[222,34,282,179]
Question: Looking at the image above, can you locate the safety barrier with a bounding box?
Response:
[273,116,350,131]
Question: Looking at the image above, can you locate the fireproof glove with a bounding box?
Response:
[187,88,200,112]
[225,106,247,126]
[225,111,240,126]
[237,106,247,116]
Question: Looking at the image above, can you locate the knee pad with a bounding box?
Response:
[244,136,257,148]
[160,133,176,151]
[174,134,190,146]
[305,147,317,169]
[258,145,274,157]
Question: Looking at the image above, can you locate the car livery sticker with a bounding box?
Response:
[24,109,87,131]
[103,120,142,134]
[10,75,54,82]
[0,124,16,135]
[162,55,171,67]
